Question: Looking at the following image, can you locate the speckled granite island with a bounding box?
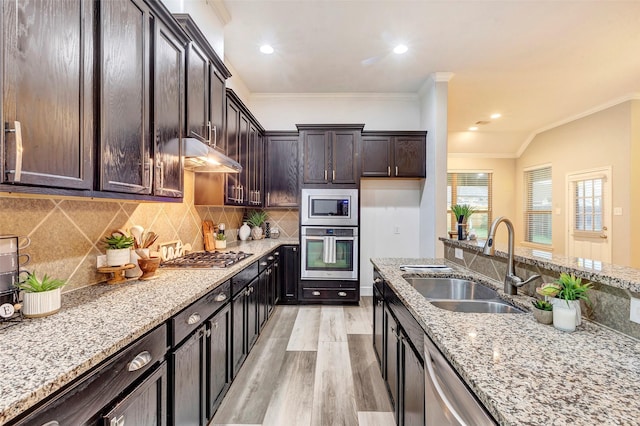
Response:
[371,257,640,425]
[0,238,297,425]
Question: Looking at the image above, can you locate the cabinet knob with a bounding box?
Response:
[312,291,321,296]
[374,277,382,284]
[127,351,152,372]
[338,291,347,297]
[187,312,201,325]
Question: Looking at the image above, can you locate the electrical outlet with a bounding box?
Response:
[97,255,106,268]
[630,297,640,324]
[455,248,464,260]
[393,226,400,234]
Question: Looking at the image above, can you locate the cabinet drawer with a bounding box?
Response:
[12,325,167,425]
[171,280,231,346]
[301,287,358,302]
[258,251,276,273]
[232,261,258,295]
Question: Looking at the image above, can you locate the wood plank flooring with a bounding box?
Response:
[211,298,394,426]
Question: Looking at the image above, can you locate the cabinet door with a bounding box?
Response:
[393,136,425,178]
[385,309,400,420]
[153,19,184,198]
[361,136,392,177]
[231,290,245,378]
[258,269,269,329]
[100,0,152,194]
[225,99,240,204]
[210,69,226,152]
[331,130,358,184]
[247,123,262,206]
[373,282,385,371]
[236,112,250,205]
[279,245,299,303]
[2,0,93,189]
[302,130,330,184]
[171,328,206,426]
[102,362,167,426]
[185,43,209,143]
[207,304,230,418]
[402,335,425,426]
[265,134,299,207]
[247,279,259,350]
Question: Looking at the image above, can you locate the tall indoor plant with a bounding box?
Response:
[451,204,475,240]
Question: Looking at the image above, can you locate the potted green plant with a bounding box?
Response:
[246,210,267,240]
[214,233,227,250]
[16,272,66,318]
[450,204,475,240]
[537,273,592,332]
[104,233,135,266]
[531,299,553,325]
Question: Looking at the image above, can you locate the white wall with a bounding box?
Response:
[248,93,421,130]
[360,180,422,295]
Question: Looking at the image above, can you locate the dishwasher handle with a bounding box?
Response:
[425,343,468,425]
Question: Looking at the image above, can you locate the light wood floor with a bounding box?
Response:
[211,297,395,426]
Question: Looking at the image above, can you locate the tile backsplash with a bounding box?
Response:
[0,172,298,292]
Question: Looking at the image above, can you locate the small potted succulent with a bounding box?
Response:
[537,273,592,332]
[104,233,135,266]
[17,272,66,318]
[214,233,227,250]
[246,210,267,240]
[531,299,553,325]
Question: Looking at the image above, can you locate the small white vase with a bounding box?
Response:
[239,222,251,241]
[551,298,580,332]
[106,248,131,267]
[23,288,61,318]
[251,226,263,240]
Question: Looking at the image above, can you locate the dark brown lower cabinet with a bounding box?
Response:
[170,325,206,426]
[247,278,259,351]
[207,305,231,418]
[373,278,385,370]
[102,362,168,426]
[279,245,299,304]
[385,309,400,417]
[402,335,425,426]
[231,289,246,378]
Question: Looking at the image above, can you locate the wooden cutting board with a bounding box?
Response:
[203,220,216,252]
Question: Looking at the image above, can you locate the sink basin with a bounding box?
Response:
[403,277,498,300]
[430,300,524,314]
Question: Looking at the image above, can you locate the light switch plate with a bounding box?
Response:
[97,255,106,268]
[630,297,640,324]
[614,207,623,216]
[455,248,464,260]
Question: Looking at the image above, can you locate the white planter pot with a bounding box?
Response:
[22,288,61,318]
[106,248,131,267]
[215,240,227,249]
[251,226,263,240]
[551,298,581,332]
[239,222,251,241]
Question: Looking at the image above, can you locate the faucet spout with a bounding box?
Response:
[482,217,540,295]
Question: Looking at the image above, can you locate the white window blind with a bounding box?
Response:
[572,176,605,234]
[524,166,552,245]
[447,172,492,238]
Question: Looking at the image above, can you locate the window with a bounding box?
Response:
[447,172,492,238]
[573,177,604,233]
[524,166,552,245]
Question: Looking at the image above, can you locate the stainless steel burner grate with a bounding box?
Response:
[160,251,253,269]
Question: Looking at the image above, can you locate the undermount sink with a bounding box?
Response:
[403,277,499,300]
[429,300,524,314]
[403,277,524,314]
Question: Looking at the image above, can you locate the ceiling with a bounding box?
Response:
[221,1,640,156]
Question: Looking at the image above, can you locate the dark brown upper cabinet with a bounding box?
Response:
[264,132,299,208]
[298,124,363,187]
[225,89,264,206]
[361,132,427,178]
[1,0,94,190]
[174,14,231,153]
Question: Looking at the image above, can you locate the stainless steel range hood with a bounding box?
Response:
[182,132,241,173]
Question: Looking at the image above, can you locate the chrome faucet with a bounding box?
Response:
[483,216,540,295]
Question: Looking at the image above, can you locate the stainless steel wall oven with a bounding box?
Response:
[300,226,358,280]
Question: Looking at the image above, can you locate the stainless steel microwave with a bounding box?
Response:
[300,188,358,226]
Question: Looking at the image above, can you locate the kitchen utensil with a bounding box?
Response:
[130,225,144,249]
[203,220,216,251]
[138,257,161,280]
[143,232,158,249]
[135,249,150,259]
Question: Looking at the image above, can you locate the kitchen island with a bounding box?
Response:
[0,238,296,425]
[372,257,640,425]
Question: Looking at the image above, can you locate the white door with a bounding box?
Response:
[566,168,611,263]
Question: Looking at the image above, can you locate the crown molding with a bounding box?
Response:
[207,0,231,26]
[447,152,518,159]
[250,92,419,101]
[515,92,640,157]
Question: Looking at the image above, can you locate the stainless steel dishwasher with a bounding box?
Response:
[424,337,496,425]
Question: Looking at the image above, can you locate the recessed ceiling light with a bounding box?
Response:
[468,126,479,131]
[260,44,274,54]
[490,113,502,119]
[393,44,408,54]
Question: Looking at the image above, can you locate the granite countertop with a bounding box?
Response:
[0,238,298,425]
[440,237,640,294]
[372,257,640,426]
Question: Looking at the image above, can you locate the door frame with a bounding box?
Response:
[565,166,612,262]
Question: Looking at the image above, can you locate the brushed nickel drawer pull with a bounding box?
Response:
[187,313,201,325]
[214,293,227,302]
[41,422,60,426]
[267,256,274,261]
[324,170,328,181]
[395,166,398,176]
[110,415,125,426]
[312,291,321,296]
[260,261,268,266]
[338,291,347,297]
[332,170,336,181]
[127,351,152,372]
[387,166,391,176]
[5,121,23,181]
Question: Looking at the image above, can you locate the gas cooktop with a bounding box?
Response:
[159,251,253,269]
